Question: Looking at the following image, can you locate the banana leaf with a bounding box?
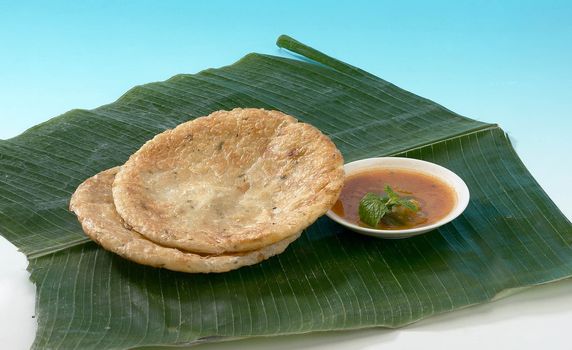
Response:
[0,35,570,349]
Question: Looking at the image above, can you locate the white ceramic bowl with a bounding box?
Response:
[326,157,470,239]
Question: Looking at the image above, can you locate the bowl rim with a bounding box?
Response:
[325,157,470,236]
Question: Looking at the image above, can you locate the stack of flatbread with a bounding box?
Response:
[70,108,344,273]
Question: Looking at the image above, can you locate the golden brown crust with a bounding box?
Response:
[70,167,300,273]
[112,108,344,254]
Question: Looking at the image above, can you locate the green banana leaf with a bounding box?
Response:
[1,35,570,349]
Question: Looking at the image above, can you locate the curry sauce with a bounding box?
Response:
[331,168,456,230]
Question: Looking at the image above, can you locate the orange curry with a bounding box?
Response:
[331,168,456,230]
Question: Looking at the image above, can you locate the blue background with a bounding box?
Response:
[0,0,570,215]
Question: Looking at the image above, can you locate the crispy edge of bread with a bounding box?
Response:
[70,167,300,273]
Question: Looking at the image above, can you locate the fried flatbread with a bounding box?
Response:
[112,108,344,254]
[70,167,300,273]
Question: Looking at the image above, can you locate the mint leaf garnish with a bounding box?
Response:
[384,185,401,204]
[358,185,420,228]
[358,193,388,227]
[398,199,419,212]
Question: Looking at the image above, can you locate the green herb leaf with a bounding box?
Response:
[359,193,388,227]
[359,186,421,228]
[384,185,401,204]
[399,199,419,212]
[383,185,419,212]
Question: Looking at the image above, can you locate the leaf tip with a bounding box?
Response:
[276,35,296,49]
